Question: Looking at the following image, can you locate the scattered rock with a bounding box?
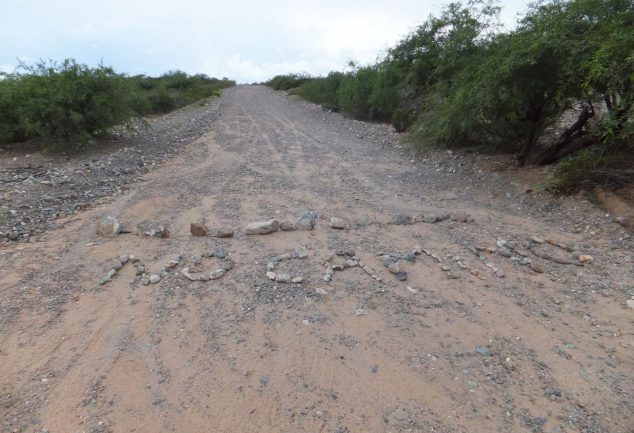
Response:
[626,299,634,309]
[530,263,545,273]
[392,214,413,225]
[292,247,309,259]
[214,227,234,238]
[296,210,317,230]
[280,221,297,231]
[190,222,208,236]
[245,219,280,235]
[276,273,291,283]
[330,217,349,229]
[416,212,448,223]
[96,216,121,237]
[450,212,472,223]
[497,247,513,258]
[578,254,593,263]
[475,346,492,356]
[266,271,276,281]
[388,262,401,274]
[137,220,169,238]
[291,276,303,284]
[149,274,161,284]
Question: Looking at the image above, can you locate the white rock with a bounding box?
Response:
[330,217,349,229]
[245,219,280,235]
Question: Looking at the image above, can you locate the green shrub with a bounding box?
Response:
[0,60,235,148]
[265,73,313,91]
[293,72,343,110]
[0,60,134,147]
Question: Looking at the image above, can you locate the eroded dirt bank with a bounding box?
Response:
[1,86,632,433]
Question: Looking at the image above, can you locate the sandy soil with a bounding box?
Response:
[1,86,633,433]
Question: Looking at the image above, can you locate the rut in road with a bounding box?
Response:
[1,86,632,433]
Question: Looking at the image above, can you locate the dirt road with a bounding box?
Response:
[1,86,633,433]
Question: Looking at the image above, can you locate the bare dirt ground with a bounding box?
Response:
[1,86,633,433]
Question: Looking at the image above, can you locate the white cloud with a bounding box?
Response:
[0,0,532,82]
[0,64,14,74]
[203,55,313,83]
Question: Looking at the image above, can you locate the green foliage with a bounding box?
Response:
[265,73,313,91]
[267,0,633,190]
[0,60,133,146]
[292,72,343,110]
[0,60,235,149]
[129,71,231,115]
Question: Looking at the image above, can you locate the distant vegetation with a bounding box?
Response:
[0,59,235,150]
[266,0,633,192]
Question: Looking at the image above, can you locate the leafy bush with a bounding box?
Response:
[0,60,235,149]
[265,73,313,91]
[0,60,133,146]
[293,72,343,111]
[266,0,634,190]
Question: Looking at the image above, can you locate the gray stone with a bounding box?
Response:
[421,213,440,223]
[96,216,121,237]
[475,346,492,356]
[215,249,228,259]
[388,262,401,274]
[280,221,297,231]
[245,219,280,235]
[276,273,291,283]
[330,217,349,229]
[209,269,225,280]
[291,276,303,284]
[393,214,413,225]
[214,227,234,238]
[292,247,309,259]
[296,211,317,230]
[137,220,169,238]
[266,271,277,280]
[450,212,472,223]
[497,247,513,258]
[382,256,398,267]
[149,274,161,284]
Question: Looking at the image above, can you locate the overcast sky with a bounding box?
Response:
[0,0,531,83]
